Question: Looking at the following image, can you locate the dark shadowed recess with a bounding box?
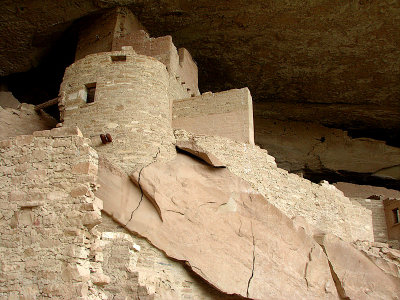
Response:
[304,169,400,192]
[0,20,81,120]
[346,128,400,148]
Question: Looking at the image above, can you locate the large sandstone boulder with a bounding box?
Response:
[99,152,339,299]
[315,234,400,299]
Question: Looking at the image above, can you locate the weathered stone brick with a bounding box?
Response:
[71,162,98,175]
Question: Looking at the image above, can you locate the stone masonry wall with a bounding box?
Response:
[173,88,255,144]
[174,129,373,242]
[0,127,103,299]
[75,7,197,100]
[111,8,199,97]
[60,49,176,174]
[351,198,388,242]
[384,199,400,245]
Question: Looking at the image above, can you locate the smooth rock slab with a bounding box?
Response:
[315,233,400,299]
[99,153,338,299]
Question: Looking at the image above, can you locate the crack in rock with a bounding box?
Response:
[125,148,160,225]
[166,209,185,216]
[247,222,256,298]
[304,245,314,288]
[319,244,349,300]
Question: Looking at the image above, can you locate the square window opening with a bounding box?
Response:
[85,83,96,103]
[393,208,400,224]
[111,55,127,62]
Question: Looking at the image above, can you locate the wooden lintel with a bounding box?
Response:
[35,97,59,111]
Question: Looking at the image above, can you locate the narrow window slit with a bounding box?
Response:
[111,55,127,62]
[85,82,96,103]
[393,208,399,224]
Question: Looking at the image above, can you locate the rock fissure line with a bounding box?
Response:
[165,209,184,215]
[319,244,349,300]
[125,148,160,225]
[198,201,217,207]
[304,246,313,288]
[373,163,400,174]
[246,222,256,298]
[238,219,243,236]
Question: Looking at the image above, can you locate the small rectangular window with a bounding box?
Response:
[85,82,96,103]
[111,55,127,62]
[393,208,400,224]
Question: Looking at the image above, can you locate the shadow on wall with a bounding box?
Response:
[0,18,80,120]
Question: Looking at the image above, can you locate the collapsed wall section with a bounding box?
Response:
[173,88,255,144]
[59,49,176,174]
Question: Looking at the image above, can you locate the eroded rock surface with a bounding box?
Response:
[0,91,20,109]
[353,240,400,280]
[334,182,400,200]
[255,118,400,176]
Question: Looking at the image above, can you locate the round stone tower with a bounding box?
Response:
[59,48,176,174]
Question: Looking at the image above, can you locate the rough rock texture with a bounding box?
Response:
[0,127,103,298]
[255,118,400,177]
[354,240,400,279]
[254,102,400,146]
[334,182,400,200]
[1,125,396,299]
[101,153,339,299]
[0,103,56,140]
[315,234,400,299]
[174,130,373,243]
[0,91,20,109]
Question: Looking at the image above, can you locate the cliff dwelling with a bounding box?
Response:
[0,2,400,299]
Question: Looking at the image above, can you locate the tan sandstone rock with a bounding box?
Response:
[100,152,338,299]
[175,138,225,167]
[315,233,400,299]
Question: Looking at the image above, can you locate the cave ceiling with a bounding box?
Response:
[1,0,399,143]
